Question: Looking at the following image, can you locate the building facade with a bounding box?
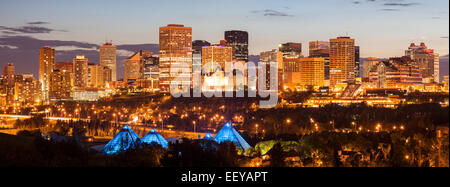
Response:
[329,37,355,89]
[39,46,55,102]
[224,30,248,62]
[100,42,117,82]
[159,24,192,91]
[73,55,89,88]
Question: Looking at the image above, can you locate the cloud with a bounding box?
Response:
[380,8,400,11]
[383,2,419,7]
[116,49,135,57]
[0,22,67,34]
[252,9,294,17]
[53,45,99,51]
[0,44,18,49]
[27,21,50,25]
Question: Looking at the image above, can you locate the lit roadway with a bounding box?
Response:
[0,114,210,139]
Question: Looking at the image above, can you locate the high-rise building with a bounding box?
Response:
[100,42,117,81]
[309,41,330,82]
[260,49,284,90]
[3,63,15,101]
[159,24,192,91]
[282,58,324,90]
[125,50,148,82]
[355,46,360,78]
[50,69,72,100]
[329,37,355,88]
[279,42,302,59]
[14,75,41,106]
[39,46,55,102]
[201,45,233,74]
[362,57,379,79]
[73,55,89,88]
[225,30,248,62]
[88,64,107,88]
[405,42,439,83]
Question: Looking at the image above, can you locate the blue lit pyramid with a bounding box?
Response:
[103,125,141,155]
[203,133,214,141]
[214,122,250,150]
[141,128,169,148]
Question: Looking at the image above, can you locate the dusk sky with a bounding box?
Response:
[0,0,449,79]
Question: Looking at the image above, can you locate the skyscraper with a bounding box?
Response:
[125,51,146,82]
[3,63,15,101]
[73,55,89,88]
[260,49,283,90]
[329,37,355,88]
[279,42,302,59]
[309,41,330,83]
[159,24,192,91]
[100,42,117,82]
[39,46,55,102]
[50,69,72,99]
[282,57,324,90]
[201,45,233,74]
[192,40,211,55]
[224,30,248,62]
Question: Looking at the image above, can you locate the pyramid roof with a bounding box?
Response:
[103,125,141,155]
[141,129,169,148]
[214,122,250,150]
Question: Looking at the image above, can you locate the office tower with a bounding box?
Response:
[225,30,248,62]
[369,56,422,89]
[14,75,41,106]
[201,45,233,74]
[329,37,355,88]
[201,45,233,89]
[192,40,209,81]
[260,50,283,90]
[100,42,117,81]
[279,42,302,59]
[39,46,55,102]
[73,55,89,88]
[125,50,149,82]
[3,63,15,101]
[355,46,360,78]
[405,42,439,83]
[50,69,72,99]
[309,41,330,82]
[88,64,107,88]
[282,58,324,90]
[193,40,211,55]
[159,24,193,91]
[362,57,379,78]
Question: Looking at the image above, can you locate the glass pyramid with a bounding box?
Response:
[203,133,214,141]
[214,122,250,150]
[103,125,141,155]
[141,128,169,148]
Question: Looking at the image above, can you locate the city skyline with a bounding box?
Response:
[0,0,448,79]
